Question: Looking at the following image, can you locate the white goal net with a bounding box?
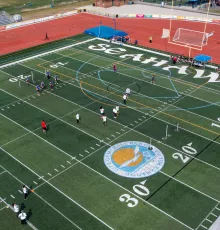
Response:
[172,28,210,47]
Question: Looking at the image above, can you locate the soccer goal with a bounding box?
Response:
[172,28,209,48]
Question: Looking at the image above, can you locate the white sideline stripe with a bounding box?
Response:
[79,154,84,157]
[0,168,82,230]
[10,195,15,199]
[96,144,100,147]
[85,150,90,153]
[33,181,38,185]
[201,225,208,229]
[216,207,220,211]
[0,171,6,175]
[211,213,217,217]
[67,161,71,164]
[61,165,65,169]
[97,38,217,70]
[48,173,52,176]
[90,147,95,150]
[0,197,39,230]
[0,38,97,69]
[0,153,113,230]
[54,169,59,172]
[18,190,22,194]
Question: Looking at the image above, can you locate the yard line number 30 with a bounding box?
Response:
[119,180,149,208]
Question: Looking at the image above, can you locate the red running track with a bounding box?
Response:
[0,13,219,63]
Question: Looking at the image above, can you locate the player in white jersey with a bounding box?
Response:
[116,105,119,114]
[113,108,117,119]
[125,88,131,96]
[76,113,80,123]
[123,94,127,105]
[102,114,107,126]
[100,106,104,117]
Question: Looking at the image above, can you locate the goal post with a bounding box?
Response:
[172,28,209,48]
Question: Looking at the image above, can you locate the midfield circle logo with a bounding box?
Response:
[104,141,165,178]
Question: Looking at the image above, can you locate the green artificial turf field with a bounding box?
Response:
[0,34,220,230]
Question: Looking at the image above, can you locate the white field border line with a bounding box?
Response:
[195,203,219,230]
[0,196,38,230]
[0,129,192,229]
[36,52,220,123]
[18,64,220,147]
[0,37,97,69]
[0,166,82,230]
[0,88,109,146]
[2,70,220,176]
[22,60,220,144]
[1,77,218,215]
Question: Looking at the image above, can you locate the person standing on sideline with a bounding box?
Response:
[22,185,28,200]
[45,33,49,40]
[76,113,80,124]
[12,203,19,216]
[102,114,107,126]
[123,94,127,105]
[149,36,152,43]
[41,120,47,133]
[18,210,27,225]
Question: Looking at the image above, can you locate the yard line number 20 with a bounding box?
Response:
[172,142,197,164]
[119,180,149,208]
